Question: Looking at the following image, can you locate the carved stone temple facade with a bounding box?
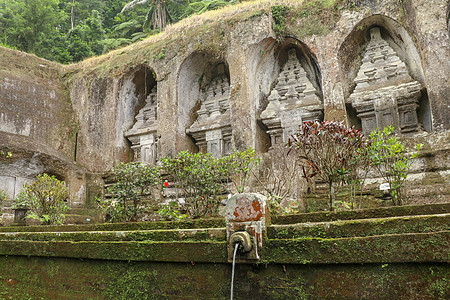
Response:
[347,27,425,135]
[260,49,323,146]
[125,86,158,164]
[0,0,449,212]
[186,63,232,158]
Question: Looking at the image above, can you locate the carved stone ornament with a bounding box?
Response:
[186,64,232,158]
[260,49,323,146]
[124,85,158,164]
[348,27,424,134]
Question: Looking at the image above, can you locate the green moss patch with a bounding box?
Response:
[0,256,448,299]
[0,240,227,263]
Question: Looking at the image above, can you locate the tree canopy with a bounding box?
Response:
[0,0,234,63]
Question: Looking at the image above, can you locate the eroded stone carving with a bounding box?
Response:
[348,27,424,134]
[125,85,158,164]
[187,63,232,157]
[260,49,323,146]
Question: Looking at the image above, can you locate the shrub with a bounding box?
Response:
[368,126,422,205]
[18,173,69,225]
[225,148,260,193]
[288,120,366,211]
[256,144,303,212]
[99,162,161,222]
[157,201,186,221]
[160,149,260,218]
[0,189,7,214]
[161,151,228,218]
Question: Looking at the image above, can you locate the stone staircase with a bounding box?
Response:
[264,202,450,264]
[0,203,448,264]
[0,218,227,262]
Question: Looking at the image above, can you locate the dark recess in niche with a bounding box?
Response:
[417,91,432,132]
[74,133,78,162]
[345,103,361,129]
[447,3,450,38]
[131,65,157,118]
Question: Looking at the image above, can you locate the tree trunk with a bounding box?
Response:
[71,0,76,30]
[329,181,335,212]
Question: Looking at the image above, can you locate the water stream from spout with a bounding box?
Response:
[230,243,239,300]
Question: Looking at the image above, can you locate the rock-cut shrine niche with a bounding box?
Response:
[124,84,158,164]
[348,27,425,135]
[186,63,231,158]
[260,48,323,146]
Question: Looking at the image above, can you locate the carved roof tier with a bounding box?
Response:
[351,27,420,95]
[188,64,231,133]
[125,86,157,137]
[260,48,322,121]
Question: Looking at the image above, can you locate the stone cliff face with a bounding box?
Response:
[1,0,449,208]
[0,48,86,213]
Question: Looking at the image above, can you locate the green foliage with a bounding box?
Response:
[157,201,186,221]
[368,126,422,205]
[267,195,300,215]
[161,151,228,218]
[160,149,258,218]
[121,0,179,31]
[12,191,30,209]
[0,0,239,62]
[0,150,12,161]
[271,5,289,37]
[181,0,230,18]
[226,147,260,193]
[288,120,366,211]
[17,173,69,225]
[0,189,7,214]
[99,162,161,222]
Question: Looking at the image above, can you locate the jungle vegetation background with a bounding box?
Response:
[0,0,235,63]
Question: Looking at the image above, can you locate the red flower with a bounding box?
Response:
[163,181,169,187]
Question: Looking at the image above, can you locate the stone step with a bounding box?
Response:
[0,227,226,242]
[268,213,450,239]
[271,202,450,224]
[0,217,226,233]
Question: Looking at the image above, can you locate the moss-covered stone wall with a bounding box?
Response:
[0,256,448,299]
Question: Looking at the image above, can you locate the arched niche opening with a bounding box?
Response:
[121,65,158,164]
[177,52,232,157]
[338,15,432,134]
[257,37,324,150]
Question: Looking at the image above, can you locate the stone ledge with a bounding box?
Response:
[0,227,226,242]
[0,217,226,233]
[272,202,450,224]
[268,213,450,239]
[0,240,228,263]
[263,231,450,264]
